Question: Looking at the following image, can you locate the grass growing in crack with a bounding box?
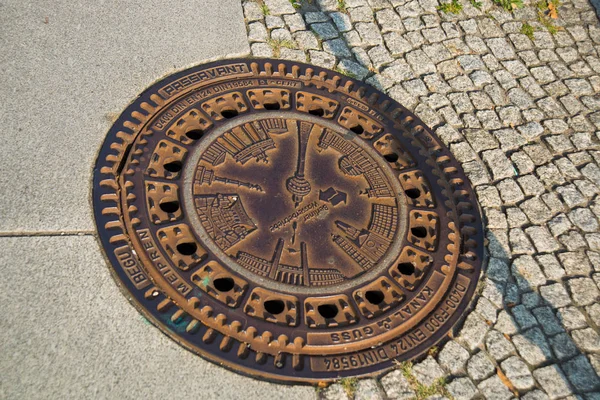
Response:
[415,378,450,399]
[289,0,302,8]
[437,0,463,14]
[536,0,562,33]
[255,0,270,15]
[338,377,359,398]
[520,22,535,39]
[268,38,296,57]
[393,361,451,400]
[337,0,348,13]
[334,66,357,79]
[428,346,439,357]
[469,0,483,8]
[492,0,523,11]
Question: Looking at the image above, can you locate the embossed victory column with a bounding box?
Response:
[286,121,313,207]
[195,165,263,192]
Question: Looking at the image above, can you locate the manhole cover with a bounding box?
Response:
[93,59,484,383]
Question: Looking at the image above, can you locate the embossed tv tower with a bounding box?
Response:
[286,121,313,207]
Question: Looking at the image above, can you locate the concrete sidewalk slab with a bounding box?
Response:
[0,0,249,233]
[0,235,314,399]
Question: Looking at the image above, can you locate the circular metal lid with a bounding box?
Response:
[93,58,484,383]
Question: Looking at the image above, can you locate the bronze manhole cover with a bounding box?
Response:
[93,59,484,383]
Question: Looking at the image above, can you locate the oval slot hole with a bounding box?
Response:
[384,153,399,163]
[411,226,428,238]
[398,262,415,275]
[176,242,197,256]
[159,201,179,213]
[317,304,338,319]
[213,277,235,292]
[405,188,421,199]
[264,299,285,315]
[365,290,385,305]
[186,129,204,140]
[263,102,280,110]
[350,124,364,135]
[163,161,182,173]
[308,108,325,116]
[221,109,239,119]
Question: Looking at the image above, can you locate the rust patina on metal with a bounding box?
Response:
[93,59,485,384]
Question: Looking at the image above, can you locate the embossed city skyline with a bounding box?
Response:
[192,117,401,287]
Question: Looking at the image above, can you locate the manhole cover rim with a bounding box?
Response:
[92,58,485,384]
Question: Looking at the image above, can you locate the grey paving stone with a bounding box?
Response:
[482,149,515,180]
[438,340,471,374]
[477,375,513,400]
[0,236,313,399]
[380,370,415,400]
[375,9,403,32]
[568,277,600,306]
[485,330,516,361]
[558,251,592,276]
[558,306,588,330]
[412,356,445,387]
[349,6,375,23]
[495,310,519,335]
[251,42,274,57]
[556,185,586,208]
[487,258,510,283]
[324,38,353,58]
[356,22,384,45]
[519,198,552,225]
[368,45,393,69]
[507,207,529,228]
[295,31,320,50]
[521,390,550,400]
[532,365,572,399]
[509,228,535,255]
[355,379,383,400]
[248,22,268,42]
[264,0,296,15]
[536,254,566,281]
[0,0,249,233]
[266,15,285,29]
[304,11,329,24]
[323,383,351,400]
[487,38,516,60]
[337,59,369,80]
[511,304,538,330]
[457,313,489,351]
[513,327,554,367]
[550,332,579,361]
[501,356,535,390]
[284,13,306,32]
[541,283,572,308]
[512,255,546,290]
[446,377,479,400]
[312,22,339,40]
[271,27,294,41]
[467,351,496,381]
[571,328,600,353]
[279,47,305,62]
[331,12,352,32]
[531,307,564,336]
[562,355,600,392]
[569,208,600,232]
[525,226,560,253]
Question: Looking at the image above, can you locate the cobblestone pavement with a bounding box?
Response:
[242,0,600,398]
